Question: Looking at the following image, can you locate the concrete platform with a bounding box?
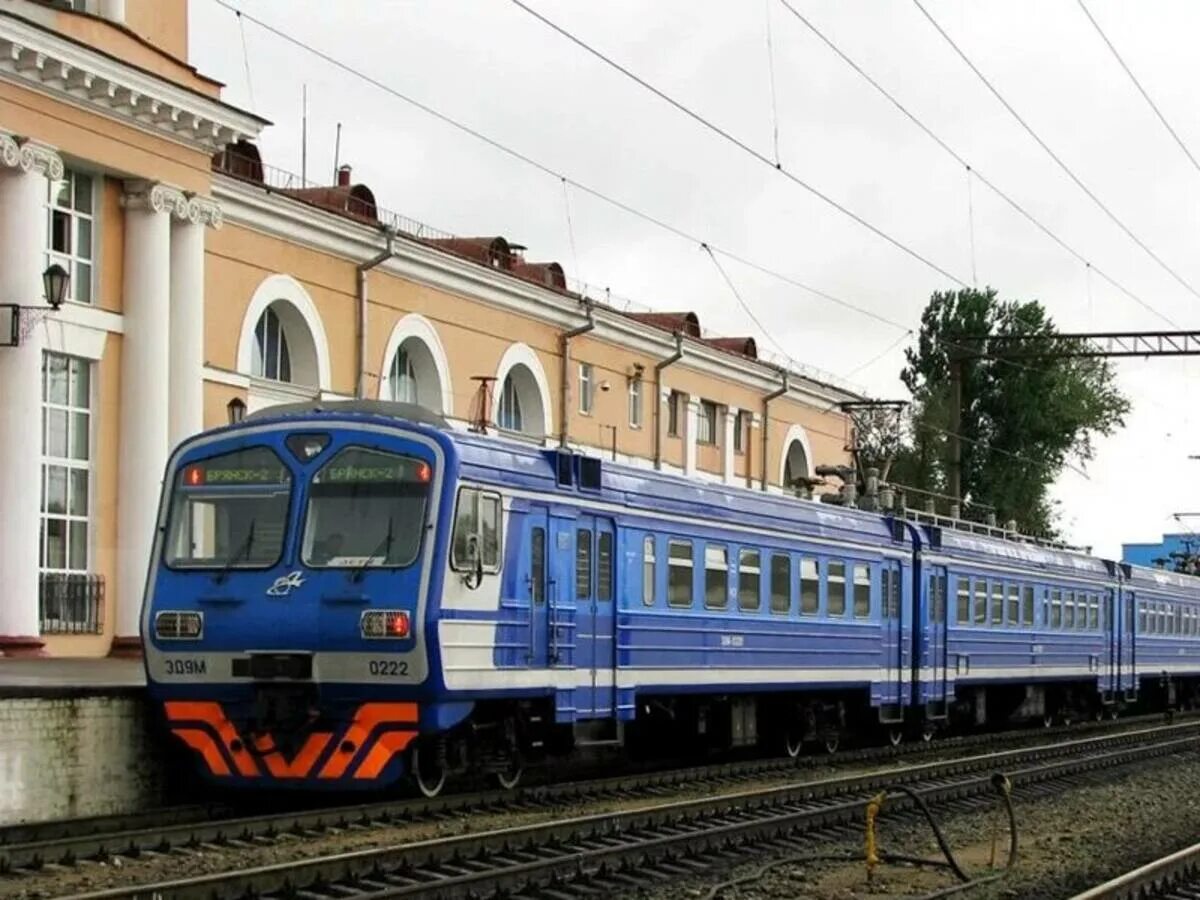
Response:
[0,656,145,697]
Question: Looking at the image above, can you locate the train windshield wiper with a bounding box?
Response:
[350,517,393,583]
[213,520,256,584]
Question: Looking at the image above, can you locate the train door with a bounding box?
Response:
[573,515,617,719]
[1102,588,1117,701]
[923,565,950,718]
[1119,588,1137,699]
[524,504,551,668]
[880,559,904,718]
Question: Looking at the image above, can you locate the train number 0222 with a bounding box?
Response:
[368,659,409,677]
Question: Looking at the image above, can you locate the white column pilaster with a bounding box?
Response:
[114,180,176,646]
[0,135,62,654]
[748,412,761,489]
[684,396,699,476]
[168,196,220,448]
[722,406,737,485]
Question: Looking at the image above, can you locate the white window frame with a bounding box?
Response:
[498,374,524,432]
[733,410,747,455]
[40,351,93,580]
[46,168,97,306]
[578,362,594,415]
[253,306,292,382]
[628,377,643,428]
[450,486,502,573]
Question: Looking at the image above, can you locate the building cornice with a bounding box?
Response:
[212,175,862,410]
[0,10,267,152]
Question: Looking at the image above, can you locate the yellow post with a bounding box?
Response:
[865,791,886,881]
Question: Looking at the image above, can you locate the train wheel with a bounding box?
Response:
[823,735,840,754]
[490,757,524,791]
[411,743,447,799]
[921,725,936,743]
[887,728,903,747]
[1108,707,1119,721]
[784,729,803,759]
[1042,713,1054,729]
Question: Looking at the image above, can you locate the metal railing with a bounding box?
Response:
[39,572,105,635]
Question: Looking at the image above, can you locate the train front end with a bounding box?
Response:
[141,402,455,790]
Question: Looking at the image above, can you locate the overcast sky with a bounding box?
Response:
[190,1,1200,560]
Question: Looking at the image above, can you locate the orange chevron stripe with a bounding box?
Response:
[352,730,417,780]
[319,702,419,779]
[252,732,334,778]
[170,727,232,777]
[164,701,259,777]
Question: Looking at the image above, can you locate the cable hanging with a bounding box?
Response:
[912,0,1200,308]
[764,0,782,168]
[773,0,1178,328]
[966,166,978,289]
[701,242,797,366]
[560,177,582,288]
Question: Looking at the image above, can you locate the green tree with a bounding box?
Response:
[892,287,1129,536]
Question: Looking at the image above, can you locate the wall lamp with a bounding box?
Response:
[1,263,71,348]
[226,397,247,425]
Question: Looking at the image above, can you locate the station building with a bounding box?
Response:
[0,0,861,659]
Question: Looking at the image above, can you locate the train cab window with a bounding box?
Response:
[643,536,656,606]
[956,579,970,624]
[667,540,693,608]
[303,446,433,570]
[739,549,761,612]
[1022,586,1034,626]
[852,564,871,618]
[597,532,613,602]
[770,554,791,614]
[1006,586,1019,627]
[166,446,291,570]
[990,584,1003,625]
[576,529,593,601]
[800,558,820,615]
[827,561,847,616]
[1050,590,1062,628]
[973,582,987,625]
[451,487,502,573]
[530,527,546,605]
[705,544,729,610]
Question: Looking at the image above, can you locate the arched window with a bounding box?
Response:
[388,344,418,404]
[498,373,524,432]
[783,439,810,488]
[252,306,292,382]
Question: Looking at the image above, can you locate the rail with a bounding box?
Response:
[1068,840,1200,899]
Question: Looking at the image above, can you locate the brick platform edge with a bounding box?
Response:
[0,635,47,657]
[108,636,143,658]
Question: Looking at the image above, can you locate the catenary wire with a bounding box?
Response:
[912,0,1200,308]
[774,0,1179,328]
[506,0,971,287]
[211,0,914,339]
[1076,0,1200,178]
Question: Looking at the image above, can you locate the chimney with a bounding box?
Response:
[99,0,126,25]
[337,164,351,187]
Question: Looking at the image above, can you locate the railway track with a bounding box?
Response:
[1069,840,1200,900]
[0,712,1185,875]
[33,720,1200,900]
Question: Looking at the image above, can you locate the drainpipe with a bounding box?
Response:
[653,332,685,470]
[558,299,595,447]
[760,368,790,491]
[356,227,396,399]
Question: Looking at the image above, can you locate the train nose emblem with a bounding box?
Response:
[266,571,306,597]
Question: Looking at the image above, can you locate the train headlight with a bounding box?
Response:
[155,611,204,640]
[361,610,410,639]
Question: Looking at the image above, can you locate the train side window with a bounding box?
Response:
[642,536,656,607]
[530,526,545,605]
[933,573,947,623]
[1089,595,1099,630]
[597,531,613,602]
[1138,601,1146,632]
[576,528,593,601]
[770,553,791,614]
[1022,586,1034,626]
[800,558,820,615]
[739,549,762,612]
[667,540,693,608]
[956,578,970,624]
[705,544,729,610]
[1064,592,1076,629]
[1177,606,1184,636]
[974,581,987,625]
[827,561,846,616]
[1006,585,1019,626]
[1051,590,1062,628]
[990,583,1003,626]
[451,487,502,573]
[853,564,871,618]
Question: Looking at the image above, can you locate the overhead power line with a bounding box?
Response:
[506,0,971,287]
[775,0,1177,329]
[1076,0,1200,178]
[912,0,1200,308]
[213,0,914,343]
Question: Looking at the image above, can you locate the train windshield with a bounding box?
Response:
[301,446,432,570]
[164,446,292,570]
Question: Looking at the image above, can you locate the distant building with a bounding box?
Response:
[1122,532,1200,569]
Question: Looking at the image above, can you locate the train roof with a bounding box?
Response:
[931,525,1111,578]
[244,399,450,430]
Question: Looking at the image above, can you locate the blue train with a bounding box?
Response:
[141,401,1200,794]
